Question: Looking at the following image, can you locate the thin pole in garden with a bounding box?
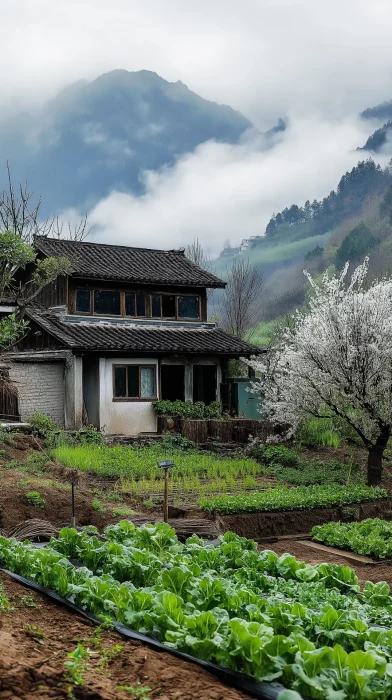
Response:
[158,460,174,523]
[71,482,76,528]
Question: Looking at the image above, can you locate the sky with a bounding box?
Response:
[3,0,392,254]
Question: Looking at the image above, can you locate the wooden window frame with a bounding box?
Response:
[112,364,157,402]
[75,289,93,315]
[74,289,200,320]
[151,293,201,320]
[176,294,201,320]
[93,289,122,317]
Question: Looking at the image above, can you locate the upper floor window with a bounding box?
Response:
[76,289,91,313]
[151,294,199,319]
[94,290,121,316]
[178,295,200,319]
[74,289,200,319]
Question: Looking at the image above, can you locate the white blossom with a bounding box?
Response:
[247,259,392,481]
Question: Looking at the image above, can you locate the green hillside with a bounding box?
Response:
[213,159,392,330]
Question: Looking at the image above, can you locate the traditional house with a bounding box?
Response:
[7,237,259,435]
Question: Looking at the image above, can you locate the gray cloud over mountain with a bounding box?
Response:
[3,0,392,123]
[2,0,392,252]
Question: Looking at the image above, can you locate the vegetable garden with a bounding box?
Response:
[3,522,392,699]
[50,443,273,505]
[312,518,392,560]
[200,484,387,514]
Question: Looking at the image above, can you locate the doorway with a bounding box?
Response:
[193,365,217,404]
[161,365,185,401]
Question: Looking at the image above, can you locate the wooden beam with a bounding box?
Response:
[297,540,376,564]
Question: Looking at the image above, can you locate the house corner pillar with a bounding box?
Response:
[65,354,83,429]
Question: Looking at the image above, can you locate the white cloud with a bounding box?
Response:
[2,0,392,126]
[87,113,373,256]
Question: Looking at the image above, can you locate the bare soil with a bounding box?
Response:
[0,573,253,700]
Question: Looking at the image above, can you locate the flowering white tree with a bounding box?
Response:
[248,259,392,486]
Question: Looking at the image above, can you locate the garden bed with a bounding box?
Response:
[215,498,392,539]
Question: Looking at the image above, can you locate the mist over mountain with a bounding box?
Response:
[0,69,259,215]
[361,101,392,122]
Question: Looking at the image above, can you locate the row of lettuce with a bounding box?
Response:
[2,521,392,698]
[200,484,388,513]
[312,518,392,560]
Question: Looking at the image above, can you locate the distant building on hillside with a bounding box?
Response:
[240,236,263,251]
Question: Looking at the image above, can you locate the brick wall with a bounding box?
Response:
[9,361,65,426]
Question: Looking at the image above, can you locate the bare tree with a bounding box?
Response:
[186,238,214,300]
[185,238,211,271]
[218,258,263,339]
[0,162,89,243]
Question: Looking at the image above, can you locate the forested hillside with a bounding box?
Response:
[214,159,392,331]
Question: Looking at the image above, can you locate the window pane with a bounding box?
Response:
[127,366,139,397]
[114,367,126,397]
[151,294,161,317]
[162,295,176,317]
[125,293,135,316]
[178,295,200,319]
[136,293,146,316]
[141,367,155,398]
[94,290,121,315]
[76,289,91,313]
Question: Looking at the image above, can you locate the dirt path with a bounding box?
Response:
[0,573,252,700]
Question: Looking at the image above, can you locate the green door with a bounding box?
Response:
[237,381,262,419]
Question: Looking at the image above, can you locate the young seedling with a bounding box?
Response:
[24,624,46,643]
[64,643,91,694]
[116,683,151,700]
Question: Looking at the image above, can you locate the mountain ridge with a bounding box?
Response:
[0,69,258,216]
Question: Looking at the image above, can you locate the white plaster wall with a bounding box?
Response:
[99,358,158,435]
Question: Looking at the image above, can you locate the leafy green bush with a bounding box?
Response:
[92,498,107,514]
[263,445,300,468]
[200,484,387,514]
[268,458,362,486]
[29,413,55,438]
[312,518,392,559]
[152,400,225,419]
[25,491,45,508]
[46,425,104,449]
[160,434,196,450]
[73,426,104,445]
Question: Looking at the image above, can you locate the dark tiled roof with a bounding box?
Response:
[26,310,261,356]
[34,237,226,288]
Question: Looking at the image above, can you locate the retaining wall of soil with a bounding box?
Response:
[215,499,392,539]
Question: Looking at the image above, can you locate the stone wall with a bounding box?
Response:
[9,361,65,426]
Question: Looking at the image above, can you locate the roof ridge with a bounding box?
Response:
[35,236,186,256]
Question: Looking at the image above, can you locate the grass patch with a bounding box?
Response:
[112,506,137,518]
[51,444,263,481]
[18,477,70,490]
[268,458,362,486]
[297,417,341,449]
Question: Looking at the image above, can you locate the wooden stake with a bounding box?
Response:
[164,468,169,523]
[71,482,76,528]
